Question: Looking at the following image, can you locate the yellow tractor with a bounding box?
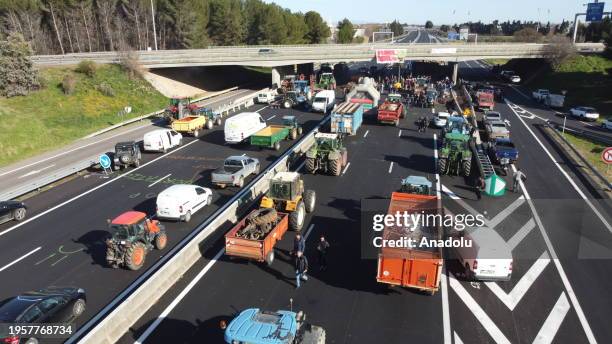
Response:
[260,172,316,231]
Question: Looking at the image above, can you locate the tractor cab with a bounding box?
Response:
[165,97,193,121]
[400,175,433,195]
[282,115,299,129]
[314,133,342,149]
[260,172,316,231]
[444,116,470,136]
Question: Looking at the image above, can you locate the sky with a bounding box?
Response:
[263,0,597,25]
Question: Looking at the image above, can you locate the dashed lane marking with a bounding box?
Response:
[363,130,369,138]
[148,174,172,188]
[342,162,351,175]
[398,130,402,137]
[266,115,276,120]
[388,162,394,173]
[18,164,56,179]
[0,247,41,272]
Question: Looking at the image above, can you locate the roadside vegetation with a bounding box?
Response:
[562,132,611,182]
[0,64,166,167]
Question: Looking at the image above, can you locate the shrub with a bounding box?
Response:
[0,33,40,97]
[96,82,115,97]
[76,60,97,77]
[118,50,144,79]
[61,75,77,95]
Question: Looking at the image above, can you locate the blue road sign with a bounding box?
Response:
[586,2,605,22]
[99,154,111,169]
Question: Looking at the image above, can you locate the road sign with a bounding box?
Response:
[602,147,612,164]
[99,154,111,169]
[586,2,605,22]
[484,174,506,197]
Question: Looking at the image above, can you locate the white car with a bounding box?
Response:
[500,71,521,83]
[156,184,213,222]
[433,112,450,127]
[484,111,502,123]
[601,118,612,131]
[569,106,600,121]
[143,129,182,153]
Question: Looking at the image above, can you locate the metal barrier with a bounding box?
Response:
[548,120,612,146]
[67,116,328,344]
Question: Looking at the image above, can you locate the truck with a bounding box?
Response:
[224,308,326,344]
[171,115,208,137]
[330,102,363,136]
[476,90,495,110]
[532,89,550,102]
[225,208,289,265]
[487,138,518,175]
[376,191,443,295]
[377,93,406,126]
[544,94,565,108]
[250,116,302,151]
[211,155,260,188]
[485,120,510,140]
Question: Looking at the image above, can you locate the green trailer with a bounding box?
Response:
[250,116,302,151]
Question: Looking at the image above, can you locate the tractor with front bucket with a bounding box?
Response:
[164,97,200,122]
[105,211,167,270]
[438,132,472,177]
[260,172,316,231]
[304,133,348,176]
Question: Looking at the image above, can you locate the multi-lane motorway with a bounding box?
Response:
[396,29,444,44]
[1,59,611,344]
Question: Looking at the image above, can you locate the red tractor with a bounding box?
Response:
[105,211,167,270]
[164,97,201,122]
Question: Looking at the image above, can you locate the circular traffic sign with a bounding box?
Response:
[99,154,111,169]
[602,147,612,164]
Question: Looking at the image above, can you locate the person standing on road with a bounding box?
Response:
[317,235,330,270]
[295,251,308,288]
[513,168,526,193]
[476,176,485,200]
[293,233,305,256]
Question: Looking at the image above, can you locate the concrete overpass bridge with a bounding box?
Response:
[32,42,605,84]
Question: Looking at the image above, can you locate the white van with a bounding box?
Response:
[143,129,182,153]
[257,90,275,104]
[156,184,213,222]
[311,90,336,113]
[224,112,267,144]
[455,227,513,281]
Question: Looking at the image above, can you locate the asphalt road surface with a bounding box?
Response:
[396,30,442,44]
[114,67,612,344]
[0,102,327,342]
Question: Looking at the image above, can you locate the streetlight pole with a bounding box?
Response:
[150,0,158,50]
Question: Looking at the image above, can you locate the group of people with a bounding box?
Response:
[474,168,527,200]
[293,233,330,289]
[417,116,430,132]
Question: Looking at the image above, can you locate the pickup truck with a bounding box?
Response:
[211,156,260,188]
[488,138,519,165]
[532,89,550,102]
[485,120,510,140]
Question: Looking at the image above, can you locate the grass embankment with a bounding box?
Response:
[562,132,611,182]
[0,64,167,167]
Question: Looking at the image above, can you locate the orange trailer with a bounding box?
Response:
[225,209,289,266]
[376,192,443,295]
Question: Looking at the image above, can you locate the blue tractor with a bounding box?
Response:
[224,308,326,344]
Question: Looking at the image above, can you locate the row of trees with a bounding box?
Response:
[437,20,571,36]
[0,0,331,54]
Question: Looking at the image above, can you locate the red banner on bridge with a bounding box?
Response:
[376,49,400,64]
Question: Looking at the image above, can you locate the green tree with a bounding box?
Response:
[336,18,353,43]
[425,20,433,29]
[284,11,307,44]
[440,25,450,32]
[0,32,40,97]
[304,10,329,43]
[389,20,403,36]
[208,0,243,45]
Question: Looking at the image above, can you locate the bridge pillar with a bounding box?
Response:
[272,68,281,89]
[451,62,459,84]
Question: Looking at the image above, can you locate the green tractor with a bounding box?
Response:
[164,97,198,122]
[304,133,348,176]
[438,132,472,177]
[400,175,433,195]
[195,107,223,129]
[316,72,337,90]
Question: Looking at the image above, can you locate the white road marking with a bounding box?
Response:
[295,159,307,172]
[512,164,597,343]
[454,332,465,344]
[506,101,612,233]
[449,273,512,344]
[434,133,450,344]
[0,247,41,272]
[0,139,200,238]
[388,162,394,173]
[134,248,225,344]
[363,130,369,138]
[304,224,315,240]
[488,196,525,228]
[533,293,571,344]
[508,218,536,251]
[266,115,276,120]
[255,105,271,113]
[485,251,550,311]
[148,174,172,188]
[505,101,545,121]
[341,162,351,175]
[441,185,484,220]
[18,164,56,179]
[398,130,402,137]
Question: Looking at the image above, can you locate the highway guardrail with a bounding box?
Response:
[68,115,328,344]
[0,88,264,202]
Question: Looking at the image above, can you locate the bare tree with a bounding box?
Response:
[546,35,576,71]
[45,0,65,54]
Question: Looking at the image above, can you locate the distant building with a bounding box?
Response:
[459,27,469,40]
[353,28,366,39]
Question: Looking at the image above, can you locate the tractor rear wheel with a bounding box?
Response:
[125,243,146,270]
[329,159,341,176]
[206,120,213,130]
[105,247,117,268]
[438,158,448,175]
[462,159,472,177]
[304,158,316,174]
[155,232,168,250]
[290,128,297,140]
[249,208,278,227]
[289,201,306,231]
[304,190,316,213]
[283,100,292,109]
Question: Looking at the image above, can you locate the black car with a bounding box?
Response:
[0,287,86,343]
[113,141,141,170]
[0,201,27,225]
